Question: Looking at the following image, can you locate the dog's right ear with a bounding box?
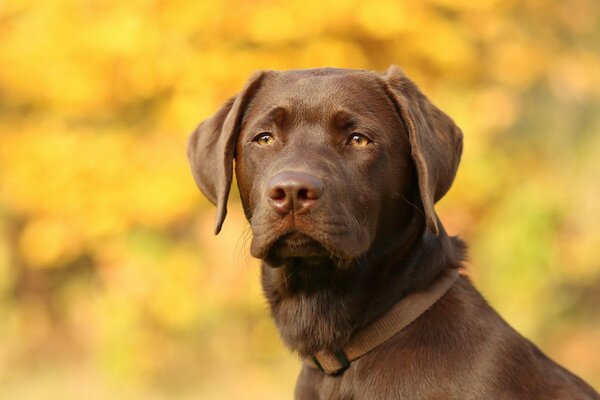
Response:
[187,71,266,235]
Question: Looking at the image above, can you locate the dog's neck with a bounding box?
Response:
[260,214,465,357]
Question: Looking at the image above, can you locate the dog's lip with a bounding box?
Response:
[267,231,330,259]
[249,218,372,262]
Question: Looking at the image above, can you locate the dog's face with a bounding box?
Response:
[235,70,413,265]
[188,67,463,267]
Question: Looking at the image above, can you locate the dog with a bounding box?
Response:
[187,66,599,399]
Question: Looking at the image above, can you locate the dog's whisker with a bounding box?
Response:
[396,192,425,219]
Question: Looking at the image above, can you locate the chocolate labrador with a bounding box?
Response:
[187,67,599,399]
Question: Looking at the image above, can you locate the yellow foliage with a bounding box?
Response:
[18,216,82,269]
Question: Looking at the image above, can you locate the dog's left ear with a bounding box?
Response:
[383,66,463,235]
[187,71,266,234]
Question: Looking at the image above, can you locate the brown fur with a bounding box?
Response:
[188,66,599,399]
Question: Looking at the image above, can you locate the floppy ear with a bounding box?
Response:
[383,66,463,235]
[187,71,266,234]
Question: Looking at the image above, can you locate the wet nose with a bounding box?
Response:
[267,171,324,214]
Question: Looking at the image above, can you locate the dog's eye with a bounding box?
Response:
[348,133,371,147]
[255,132,274,146]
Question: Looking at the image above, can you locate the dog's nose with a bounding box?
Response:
[267,172,324,214]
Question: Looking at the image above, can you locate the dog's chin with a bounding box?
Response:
[251,226,373,268]
[252,231,338,267]
[270,232,329,258]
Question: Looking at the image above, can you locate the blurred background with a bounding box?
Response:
[0,0,599,398]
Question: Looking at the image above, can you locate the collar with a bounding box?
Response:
[306,268,460,375]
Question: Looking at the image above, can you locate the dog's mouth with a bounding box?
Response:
[267,231,330,259]
[249,216,372,266]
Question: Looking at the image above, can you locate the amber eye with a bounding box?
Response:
[348,133,371,147]
[255,132,274,146]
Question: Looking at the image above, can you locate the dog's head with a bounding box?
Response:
[187,67,462,266]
